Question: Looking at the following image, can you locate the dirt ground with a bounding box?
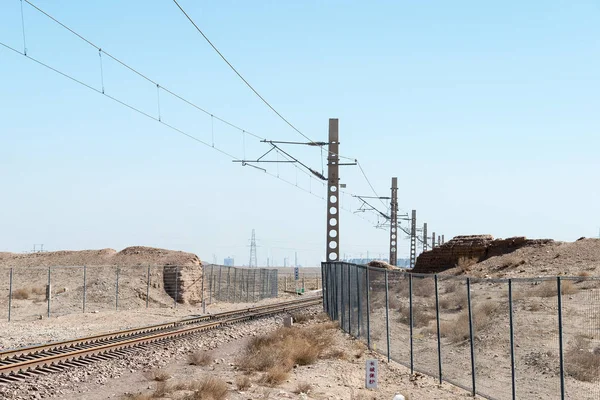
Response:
[0,307,470,400]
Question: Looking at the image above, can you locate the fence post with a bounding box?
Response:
[466,277,476,396]
[366,264,371,349]
[226,267,231,302]
[115,267,120,311]
[409,274,414,374]
[8,268,13,322]
[218,266,222,300]
[434,274,442,384]
[253,269,257,302]
[357,265,361,337]
[146,266,150,309]
[557,277,565,400]
[201,264,205,309]
[233,268,238,302]
[347,264,351,333]
[209,272,213,304]
[340,264,345,330]
[83,265,87,314]
[385,269,391,363]
[47,267,51,318]
[508,279,516,400]
[174,266,179,308]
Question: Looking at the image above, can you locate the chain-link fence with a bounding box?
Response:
[322,262,600,400]
[203,265,278,304]
[1,264,278,322]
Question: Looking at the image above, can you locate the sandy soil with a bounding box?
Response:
[0,308,470,400]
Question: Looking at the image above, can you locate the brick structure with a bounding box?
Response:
[413,235,553,274]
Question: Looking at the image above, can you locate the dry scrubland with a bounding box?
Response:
[362,239,600,400]
[121,310,466,400]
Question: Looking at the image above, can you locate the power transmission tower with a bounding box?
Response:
[249,229,258,268]
[410,210,417,268]
[389,177,398,266]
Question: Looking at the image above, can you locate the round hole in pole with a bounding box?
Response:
[328,252,338,261]
[329,218,337,226]
[392,228,397,233]
[330,186,337,192]
[329,230,338,238]
[391,241,396,246]
[329,206,338,215]
[329,241,338,249]
[329,195,337,204]
[391,234,396,240]
[391,248,397,253]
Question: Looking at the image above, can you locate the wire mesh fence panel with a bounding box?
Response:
[348,264,360,337]
[470,278,512,400]
[84,266,118,313]
[512,278,561,399]
[368,268,388,357]
[10,267,49,321]
[357,266,368,341]
[436,275,473,393]
[411,274,439,379]
[0,268,10,321]
[561,277,600,400]
[387,271,410,368]
[49,266,84,317]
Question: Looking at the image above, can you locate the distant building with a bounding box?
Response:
[224,257,234,267]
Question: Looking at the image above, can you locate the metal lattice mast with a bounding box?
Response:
[326,119,340,262]
[389,177,398,266]
[432,232,436,249]
[423,222,428,252]
[410,210,417,268]
[249,229,258,268]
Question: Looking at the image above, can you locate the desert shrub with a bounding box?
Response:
[143,369,171,382]
[291,312,310,323]
[235,375,251,391]
[260,366,288,386]
[238,322,337,386]
[185,377,228,400]
[31,287,46,296]
[396,302,435,328]
[324,348,347,359]
[412,279,435,297]
[293,382,312,394]
[534,280,578,297]
[565,338,600,382]
[498,256,526,269]
[12,288,30,300]
[439,301,498,343]
[188,350,214,366]
[439,292,468,311]
[388,295,401,309]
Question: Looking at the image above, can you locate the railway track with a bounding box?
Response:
[0,296,322,384]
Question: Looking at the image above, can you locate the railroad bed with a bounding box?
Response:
[0,296,322,384]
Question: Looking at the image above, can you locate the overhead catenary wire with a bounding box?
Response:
[6,1,436,243]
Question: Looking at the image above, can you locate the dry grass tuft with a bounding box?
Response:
[185,377,228,400]
[439,292,468,311]
[260,366,288,386]
[565,337,600,382]
[31,287,46,296]
[438,301,499,343]
[235,375,251,391]
[324,348,347,360]
[387,295,401,309]
[293,382,312,394]
[143,369,171,382]
[396,302,435,328]
[12,288,31,300]
[188,350,214,366]
[291,312,311,323]
[533,280,578,297]
[412,279,435,297]
[238,321,338,386]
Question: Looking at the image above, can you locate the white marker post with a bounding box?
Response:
[365,359,378,389]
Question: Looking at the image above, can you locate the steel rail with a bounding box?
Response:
[0,297,321,380]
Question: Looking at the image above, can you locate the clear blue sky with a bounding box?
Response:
[1,1,598,266]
